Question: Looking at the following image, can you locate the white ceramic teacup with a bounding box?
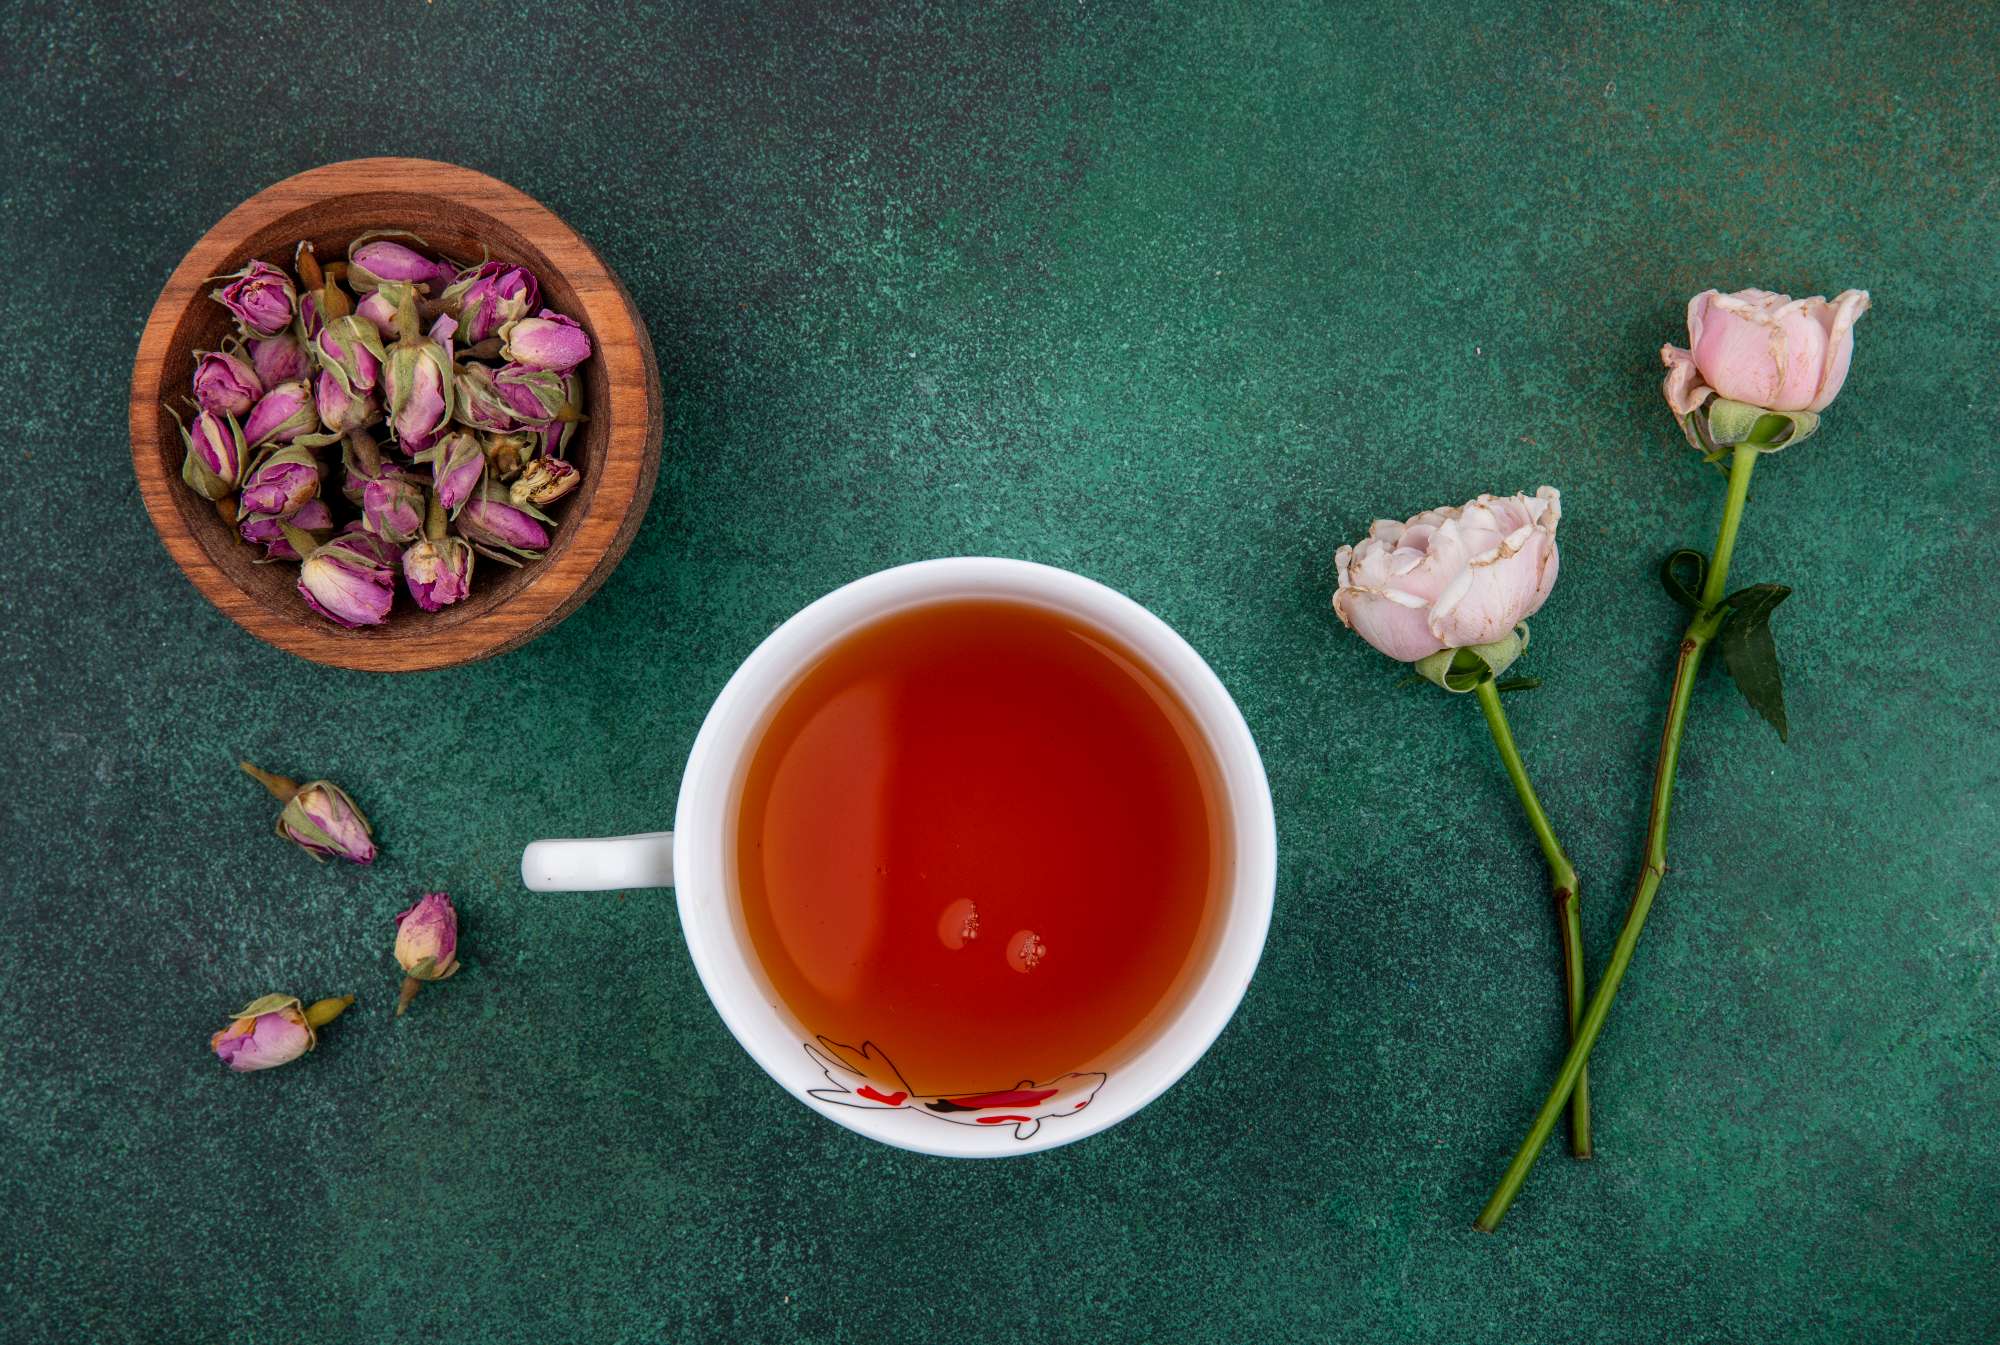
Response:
[522,558,1275,1157]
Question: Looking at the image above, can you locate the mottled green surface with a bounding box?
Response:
[3,2,1996,1341]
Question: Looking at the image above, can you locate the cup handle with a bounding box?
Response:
[520,831,676,890]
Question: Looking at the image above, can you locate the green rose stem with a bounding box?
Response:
[1472,679,1591,1159]
[1475,443,1758,1232]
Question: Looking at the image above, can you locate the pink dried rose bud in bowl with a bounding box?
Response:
[128,157,662,672]
[172,232,594,637]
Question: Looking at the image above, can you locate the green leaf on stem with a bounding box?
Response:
[1718,583,1792,741]
[1660,548,1707,610]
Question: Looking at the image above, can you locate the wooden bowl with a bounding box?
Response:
[129,157,662,672]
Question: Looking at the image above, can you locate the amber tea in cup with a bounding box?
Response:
[733,598,1227,1090]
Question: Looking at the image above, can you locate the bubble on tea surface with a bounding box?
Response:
[1005,929,1046,974]
[936,898,979,951]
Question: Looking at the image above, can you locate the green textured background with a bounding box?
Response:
[3,2,1996,1341]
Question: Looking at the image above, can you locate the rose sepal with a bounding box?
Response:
[1414,624,1530,693]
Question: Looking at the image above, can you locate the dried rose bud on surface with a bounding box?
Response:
[529,371,585,460]
[500,309,592,372]
[393,892,461,1015]
[212,993,354,1071]
[191,346,262,417]
[210,259,297,336]
[297,287,327,343]
[240,761,379,863]
[493,363,565,422]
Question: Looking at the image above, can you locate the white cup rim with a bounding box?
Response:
[673,557,1276,1157]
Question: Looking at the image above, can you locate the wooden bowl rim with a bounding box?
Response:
[128,156,661,673]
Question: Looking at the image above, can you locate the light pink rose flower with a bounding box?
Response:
[1661,288,1869,418]
[1333,487,1561,663]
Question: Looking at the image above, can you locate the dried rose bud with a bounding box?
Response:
[296,530,396,628]
[340,452,416,506]
[339,430,402,504]
[361,475,426,544]
[314,315,386,396]
[542,373,585,458]
[451,361,517,431]
[347,233,448,291]
[354,280,413,341]
[416,429,486,515]
[243,379,318,447]
[444,261,540,344]
[480,429,534,482]
[210,260,297,337]
[392,891,461,1014]
[238,443,321,519]
[241,497,332,560]
[191,346,263,418]
[494,364,563,423]
[499,309,591,372]
[402,534,475,611]
[337,519,404,567]
[170,404,246,501]
[240,761,379,861]
[297,287,327,343]
[211,993,353,1071]
[249,330,310,386]
[496,367,584,458]
[456,479,553,563]
[384,314,457,454]
[314,369,378,435]
[348,232,456,292]
[511,455,579,507]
